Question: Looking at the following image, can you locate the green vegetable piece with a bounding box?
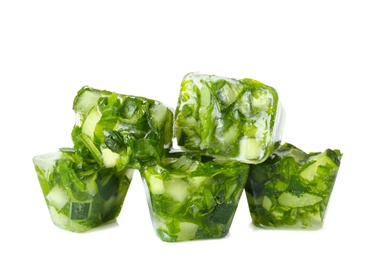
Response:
[174,73,285,164]
[140,152,249,242]
[71,202,91,220]
[245,143,342,229]
[32,150,134,233]
[72,86,174,170]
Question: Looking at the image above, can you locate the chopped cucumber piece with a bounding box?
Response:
[177,222,199,241]
[81,107,101,139]
[188,176,207,189]
[149,102,168,131]
[239,137,261,160]
[148,175,165,195]
[73,87,102,114]
[101,147,120,168]
[237,91,254,118]
[252,89,273,110]
[300,152,338,181]
[71,201,91,220]
[262,196,272,211]
[200,85,211,107]
[203,189,216,209]
[278,192,322,208]
[46,185,69,211]
[217,124,240,145]
[83,173,98,196]
[217,80,243,107]
[164,179,189,202]
[171,156,199,172]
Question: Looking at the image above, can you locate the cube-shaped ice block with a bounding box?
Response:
[140,152,249,242]
[33,149,134,232]
[72,86,173,170]
[245,143,342,229]
[174,73,285,164]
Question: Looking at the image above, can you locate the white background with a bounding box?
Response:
[1,0,377,259]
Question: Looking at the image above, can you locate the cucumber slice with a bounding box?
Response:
[73,87,102,114]
[200,85,211,107]
[164,179,189,202]
[84,173,98,196]
[203,189,216,209]
[278,192,322,208]
[253,89,273,110]
[218,124,240,145]
[71,201,91,220]
[216,80,243,108]
[46,185,69,211]
[262,196,272,211]
[176,222,199,241]
[149,102,168,130]
[300,152,338,181]
[237,90,254,118]
[82,107,101,139]
[171,156,199,173]
[101,147,120,168]
[239,137,261,160]
[188,176,207,189]
[148,175,164,195]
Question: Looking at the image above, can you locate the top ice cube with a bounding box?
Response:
[174,73,285,164]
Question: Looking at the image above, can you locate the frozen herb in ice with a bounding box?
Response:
[72,86,173,170]
[174,73,285,164]
[141,152,249,242]
[245,143,342,229]
[33,148,134,232]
